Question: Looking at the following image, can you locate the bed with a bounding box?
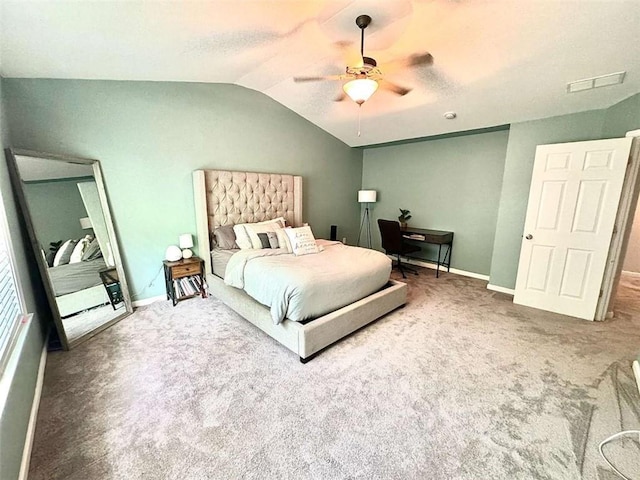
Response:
[48,258,109,317]
[193,169,407,362]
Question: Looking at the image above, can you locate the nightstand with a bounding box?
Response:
[163,256,206,306]
[99,267,124,310]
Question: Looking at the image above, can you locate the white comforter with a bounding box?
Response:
[224,240,391,324]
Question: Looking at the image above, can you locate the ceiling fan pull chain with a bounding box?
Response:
[357,105,362,137]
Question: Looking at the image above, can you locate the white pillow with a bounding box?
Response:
[233,217,286,250]
[53,239,74,267]
[232,224,253,250]
[244,222,284,249]
[275,229,292,253]
[69,236,91,264]
[284,226,320,256]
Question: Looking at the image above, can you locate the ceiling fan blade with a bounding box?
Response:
[384,52,434,72]
[293,75,344,83]
[379,80,412,96]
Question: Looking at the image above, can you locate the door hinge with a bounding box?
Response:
[613,224,618,234]
[599,289,604,298]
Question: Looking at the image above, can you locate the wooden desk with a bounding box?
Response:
[400,227,454,278]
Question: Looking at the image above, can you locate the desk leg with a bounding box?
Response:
[436,244,442,278]
[447,242,452,273]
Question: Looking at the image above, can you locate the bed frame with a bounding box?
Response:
[193,169,407,362]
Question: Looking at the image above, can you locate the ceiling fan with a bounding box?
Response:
[294,14,434,105]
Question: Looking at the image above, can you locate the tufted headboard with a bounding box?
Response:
[193,169,302,275]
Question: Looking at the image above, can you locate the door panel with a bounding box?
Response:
[514,138,633,320]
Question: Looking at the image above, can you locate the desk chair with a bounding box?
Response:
[377,219,421,278]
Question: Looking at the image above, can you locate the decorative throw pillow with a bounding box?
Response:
[257,232,280,249]
[69,235,92,264]
[284,226,320,256]
[234,217,286,250]
[53,239,78,266]
[213,225,238,250]
[244,220,285,249]
[81,238,102,261]
[266,231,279,249]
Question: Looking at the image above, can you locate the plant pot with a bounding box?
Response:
[399,222,407,229]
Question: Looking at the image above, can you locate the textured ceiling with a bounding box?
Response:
[1,1,639,147]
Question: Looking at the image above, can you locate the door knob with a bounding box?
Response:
[525,234,533,240]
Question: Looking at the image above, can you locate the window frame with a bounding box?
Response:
[0,186,27,374]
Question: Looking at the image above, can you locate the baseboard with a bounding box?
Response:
[132,295,165,308]
[18,340,47,480]
[621,270,640,278]
[487,284,515,296]
[389,255,490,281]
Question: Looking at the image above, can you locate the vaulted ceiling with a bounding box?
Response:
[1,1,639,147]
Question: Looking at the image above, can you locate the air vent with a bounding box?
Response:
[567,72,626,93]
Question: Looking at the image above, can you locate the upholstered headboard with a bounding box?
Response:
[193,169,303,275]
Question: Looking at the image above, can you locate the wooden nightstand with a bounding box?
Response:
[163,256,206,306]
[99,267,124,309]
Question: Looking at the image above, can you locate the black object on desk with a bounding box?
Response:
[400,227,454,278]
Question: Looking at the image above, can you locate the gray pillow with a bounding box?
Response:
[213,225,238,250]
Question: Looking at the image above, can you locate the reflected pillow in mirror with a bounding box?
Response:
[53,239,78,267]
[81,238,102,261]
[69,235,91,264]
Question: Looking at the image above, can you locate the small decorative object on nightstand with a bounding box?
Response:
[163,256,206,306]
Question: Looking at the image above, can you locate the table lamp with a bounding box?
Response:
[179,234,194,259]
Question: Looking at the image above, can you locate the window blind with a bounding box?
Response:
[0,204,22,372]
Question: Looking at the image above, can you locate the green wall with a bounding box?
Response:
[488,110,607,289]
[4,79,364,300]
[362,129,509,276]
[0,77,49,480]
[23,179,89,251]
[603,93,640,138]
[489,93,640,290]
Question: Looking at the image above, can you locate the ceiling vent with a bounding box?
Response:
[567,72,626,93]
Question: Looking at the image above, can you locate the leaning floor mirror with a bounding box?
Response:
[5,148,132,349]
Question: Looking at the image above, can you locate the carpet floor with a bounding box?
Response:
[28,269,640,479]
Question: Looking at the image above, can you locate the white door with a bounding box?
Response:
[514,138,633,320]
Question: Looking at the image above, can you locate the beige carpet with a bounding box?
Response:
[29,269,640,479]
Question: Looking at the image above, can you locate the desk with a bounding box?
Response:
[400,227,454,278]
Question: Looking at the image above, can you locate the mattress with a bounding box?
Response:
[211,248,239,278]
[48,258,107,296]
[224,240,392,324]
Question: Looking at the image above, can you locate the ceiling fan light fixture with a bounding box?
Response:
[343,78,378,105]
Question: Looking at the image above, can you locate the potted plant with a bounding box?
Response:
[398,208,411,228]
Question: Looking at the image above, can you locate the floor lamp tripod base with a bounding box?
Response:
[357,204,373,249]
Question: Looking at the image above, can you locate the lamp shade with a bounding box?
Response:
[179,233,194,249]
[343,78,378,105]
[79,217,92,229]
[358,190,377,203]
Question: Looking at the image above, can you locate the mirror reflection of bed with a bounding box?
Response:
[9,151,132,347]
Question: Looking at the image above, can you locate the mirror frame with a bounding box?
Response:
[5,148,132,349]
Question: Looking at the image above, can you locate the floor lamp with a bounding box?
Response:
[357,190,377,248]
